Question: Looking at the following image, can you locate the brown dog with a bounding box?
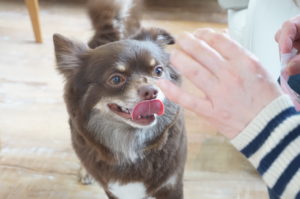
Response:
[53,0,186,198]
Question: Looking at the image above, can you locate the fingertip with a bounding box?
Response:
[170,49,186,70]
[170,49,180,65]
[177,31,193,42]
[281,45,293,54]
[193,28,215,39]
[280,37,294,54]
[222,28,229,34]
[274,30,281,43]
[287,59,300,75]
[170,48,178,58]
[183,31,193,36]
[177,32,195,48]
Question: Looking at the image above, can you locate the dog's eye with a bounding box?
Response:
[107,74,126,87]
[154,66,164,77]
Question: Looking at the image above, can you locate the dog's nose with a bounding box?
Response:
[138,85,158,100]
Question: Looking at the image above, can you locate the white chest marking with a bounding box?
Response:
[108,182,153,199]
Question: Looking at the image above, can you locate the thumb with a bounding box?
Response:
[286,55,300,76]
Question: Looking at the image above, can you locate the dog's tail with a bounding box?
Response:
[87,0,141,49]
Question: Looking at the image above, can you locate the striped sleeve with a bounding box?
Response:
[231,95,300,199]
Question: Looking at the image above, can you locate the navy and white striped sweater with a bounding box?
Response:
[231,95,300,199]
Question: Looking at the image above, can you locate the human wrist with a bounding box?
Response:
[230,95,294,150]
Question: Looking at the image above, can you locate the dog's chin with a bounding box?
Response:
[122,116,158,129]
[107,103,157,128]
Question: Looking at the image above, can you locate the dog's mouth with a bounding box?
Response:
[107,99,164,126]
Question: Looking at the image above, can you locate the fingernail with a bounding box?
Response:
[222,29,229,34]
[180,31,194,41]
[280,49,298,66]
[177,32,195,49]
[183,31,192,36]
[286,62,296,75]
[193,29,201,37]
[280,45,296,54]
[193,28,214,38]
[193,29,205,37]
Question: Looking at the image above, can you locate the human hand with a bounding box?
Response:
[275,15,300,75]
[158,29,283,139]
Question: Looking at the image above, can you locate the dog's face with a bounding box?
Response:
[54,28,180,128]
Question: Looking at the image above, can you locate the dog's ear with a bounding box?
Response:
[131,28,175,47]
[53,34,88,78]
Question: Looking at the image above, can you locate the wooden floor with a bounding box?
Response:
[0,1,269,199]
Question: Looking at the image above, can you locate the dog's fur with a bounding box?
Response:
[53,0,187,198]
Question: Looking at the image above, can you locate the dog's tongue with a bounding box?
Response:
[131,99,164,120]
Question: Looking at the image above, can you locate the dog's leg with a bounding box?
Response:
[105,191,118,199]
[154,186,183,199]
[78,165,95,185]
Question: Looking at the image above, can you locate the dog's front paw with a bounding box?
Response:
[78,166,95,185]
[80,173,95,185]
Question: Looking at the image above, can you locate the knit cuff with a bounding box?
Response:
[231,95,294,150]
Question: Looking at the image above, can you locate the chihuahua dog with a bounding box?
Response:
[53,0,186,198]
